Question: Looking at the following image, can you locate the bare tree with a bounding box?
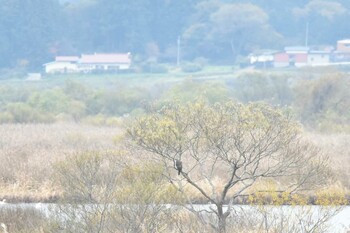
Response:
[54,151,121,233]
[128,101,329,232]
[54,151,176,233]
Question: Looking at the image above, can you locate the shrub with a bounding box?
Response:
[181,62,202,73]
[103,89,146,115]
[105,117,122,126]
[28,88,70,114]
[230,71,293,105]
[294,73,350,132]
[66,100,86,121]
[6,102,54,123]
[53,151,182,232]
[54,151,121,202]
[193,57,209,66]
[141,61,168,73]
[85,91,104,115]
[82,114,107,126]
[162,78,229,104]
[63,79,91,101]
[0,112,14,123]
[129,107,146,118]
[0,206,59,232]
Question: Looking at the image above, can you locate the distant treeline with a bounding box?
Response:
[2,0,350,70]
[0,71,349,132]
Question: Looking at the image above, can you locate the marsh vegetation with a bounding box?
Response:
[0,69,349,232]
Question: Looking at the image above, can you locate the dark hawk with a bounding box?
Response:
[175,159,182,175]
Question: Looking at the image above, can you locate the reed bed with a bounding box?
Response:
[0,123,349,202]
[0,122,122,202]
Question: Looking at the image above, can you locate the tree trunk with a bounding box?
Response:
[217,203,227,233]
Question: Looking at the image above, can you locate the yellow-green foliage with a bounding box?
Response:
[0,111,14,123]
[294,73,350,132]
[56,151,183,204]
[118,163,184,204]
[162,78,229,104]
[130,100,301,155]
[315,185,348,206]
[54,151,121,202]
[5,102,54,123]
[134,116,183,147]
[112,133,126,145]
[82,114,107,126]
[83,114,123,126]
[28,88,71,114]
[128,99,328,219]
[248,181,348,206]
[248,190,308,206]
[248,180,308,206]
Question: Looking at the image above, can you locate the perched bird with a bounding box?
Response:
[175,159,182,175]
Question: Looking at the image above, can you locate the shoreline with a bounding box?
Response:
[1,194,349,206]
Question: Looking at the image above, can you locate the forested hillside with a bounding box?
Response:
[1,0,350,70]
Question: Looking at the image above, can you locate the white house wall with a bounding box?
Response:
[45,62,78,74]
[119,64,130,70]
[78,63,130,72]
[307,54,330,66]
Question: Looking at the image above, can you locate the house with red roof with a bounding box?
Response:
[78,53,131,73]
[274,47,310,67]
[43,53,131,74]
[43,56,79,74]
[333,40,350,62]
[250,47,331,68]
[250,39,350,69]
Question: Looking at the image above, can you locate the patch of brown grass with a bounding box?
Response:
[0,122,122,202]
[0,206,59,232]
[306,133,350,189]
[1,122,349,203]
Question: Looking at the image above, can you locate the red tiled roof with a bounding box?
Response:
[55,56,79,62]
[79,53,131,64]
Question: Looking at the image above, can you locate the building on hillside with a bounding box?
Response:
[274,47,309,68]
[249,50,276,68]
[43,56,79,74]
[336,39,350,53]
[43,53,131,74]
[251,46,333,68]
[332,39,350,63]
[308,51,331,66]
[274,48,332,67]
[78,53,131,73]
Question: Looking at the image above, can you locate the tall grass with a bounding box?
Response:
[0,123,122,202]
[0,206,59,232]
[0,122,349,202]
[307,133,350,189]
